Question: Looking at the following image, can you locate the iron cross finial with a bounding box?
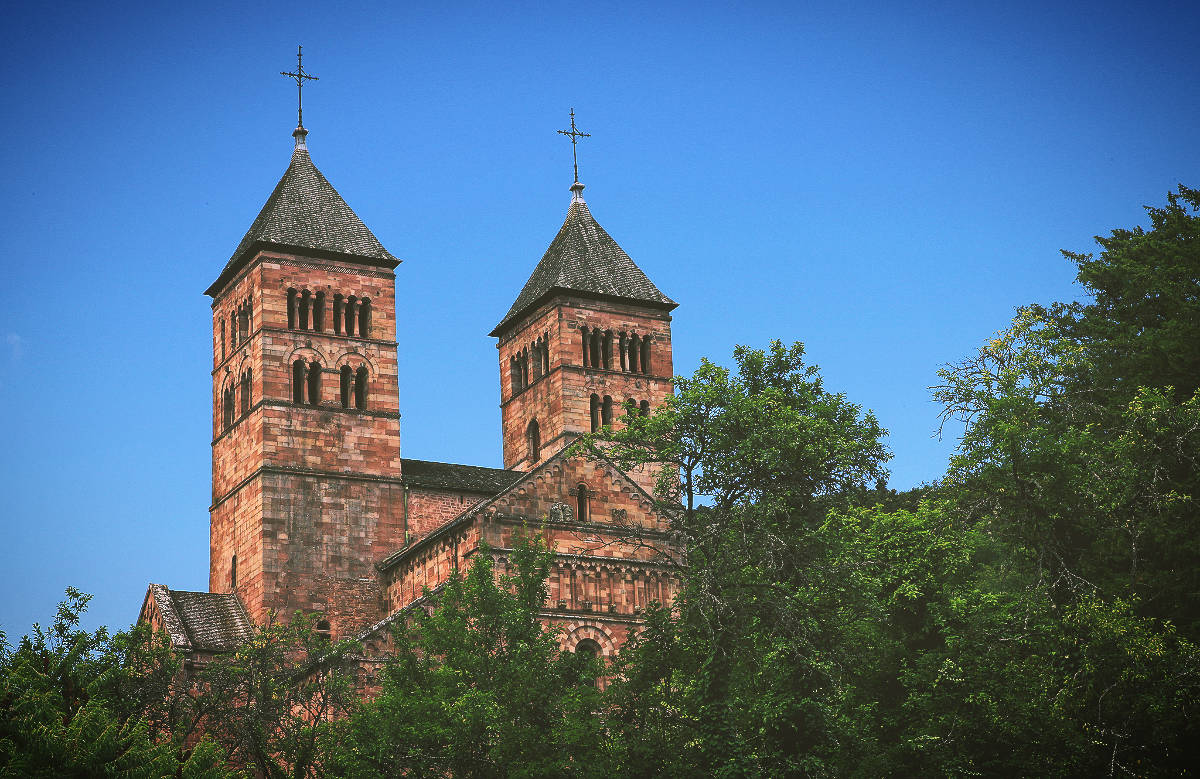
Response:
[280,45,319,129]
[556,108,591,184]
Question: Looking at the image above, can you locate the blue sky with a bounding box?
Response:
[1,0,1197,634]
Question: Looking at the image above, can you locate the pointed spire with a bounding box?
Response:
[205,135,397,297]
[490,183,675,336]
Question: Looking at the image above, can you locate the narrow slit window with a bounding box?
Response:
[354,366,368,410]
[307,361,321,406]
[641,336,651,374]
[292,360,306,403]
[602,395,613,426]
[299,290,311,330]
[240,369,251,415]
[314,291,325,332]
[287,289,297,329]
[576,484,589,523]
[590,394,600,433]
[333,294,343,335]
[526,419,541,463]
[628,334,640,373]
[358,298,370,338]
[345,296,357,336]
[580,326,590,367]
[230,554,237,590]
[340,365,352,408]
[219,320,225,361]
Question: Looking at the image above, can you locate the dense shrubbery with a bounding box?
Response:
[3,186,1198,776]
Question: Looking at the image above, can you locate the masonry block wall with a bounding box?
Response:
[210,249,405,637]
[498,294,674,495]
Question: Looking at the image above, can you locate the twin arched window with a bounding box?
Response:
[580,326,652,374]
[292,360,322,405]
[590,394,650,432]
[510,332,550,396]
[220,367,254,430]
[288,289,371,338]
[340,365,369,410]
[227,299,252,356]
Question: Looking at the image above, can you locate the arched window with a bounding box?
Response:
[575,638,601,658]
[230,554,237,590]
[354,366,368,410]
[619,332,628,371]
[542,332,551,374]
[576,484,590,523]
[580,326,590,367]
[333,294,344,335]
[590,394,600,433]
[292,360,306,403]
[239,304,249,341]
[532,339,542,380]
[219,320,225,361]
[590,330,601,369]
[314,291,325,332]
[222,385,234,429]
[526,419,541,463]
[640,400,650,417]
[602,395,613,427]
[340,365,352,408]
[287,289,297,330]
[628,334,640,373]
[358,298,370,338]
[511,356,523,394]
[240,369,251,415]
[603,330,613,369]
[230,311,238,347]
[641,336,651,375]
[344,296,357,337]
[307,361,321,406]
[299,290,311,330]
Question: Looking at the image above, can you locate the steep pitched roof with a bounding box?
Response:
[205,134,398,297]
[400,458,523,494]
[490,186,676,336]
[144,584,255,653]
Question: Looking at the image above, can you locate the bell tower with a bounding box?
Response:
[491,177,677,494]
[206,121,406,637]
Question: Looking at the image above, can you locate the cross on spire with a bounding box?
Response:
[556,108,591,184]
[280,45,319,130]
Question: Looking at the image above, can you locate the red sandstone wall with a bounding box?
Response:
[497,295,674,495]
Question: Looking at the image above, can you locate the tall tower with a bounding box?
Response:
[205,125,405,637]
[491,179,677,494]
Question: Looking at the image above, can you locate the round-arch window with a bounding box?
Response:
[575,638,602,658]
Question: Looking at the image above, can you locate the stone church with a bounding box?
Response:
[138,117,683,665]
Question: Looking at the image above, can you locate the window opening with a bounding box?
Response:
[640,400,650,417]
[628,334,640,373]
[340,365,352,408]
[590,394,600,433]
[576,484,590,523]
[307,361,321,406]
[333,294,343,335]
[345,296,357,337]
[314,291,325,332]
[641,336,651,374]
[240,369,251,415]
[580,326,590,367]
[527,419,541,463]
[358,298,370,338]
[292,360,306,403]
[602,395,613,427]
[287,289,297,330]
[354,366,368,410]
[230,555,237,590]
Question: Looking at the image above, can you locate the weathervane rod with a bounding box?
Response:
[557,108,591,183]
[281,45,319,129]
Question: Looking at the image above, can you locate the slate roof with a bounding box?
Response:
[205,134,398,296]
[490,187,676,336]
[146,584,255,653]
[401,458,523,494]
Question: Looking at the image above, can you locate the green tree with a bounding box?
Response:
[0,588,233,778]
[326,532,607,779]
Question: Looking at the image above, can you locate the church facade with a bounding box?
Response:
[139,121,682,662]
